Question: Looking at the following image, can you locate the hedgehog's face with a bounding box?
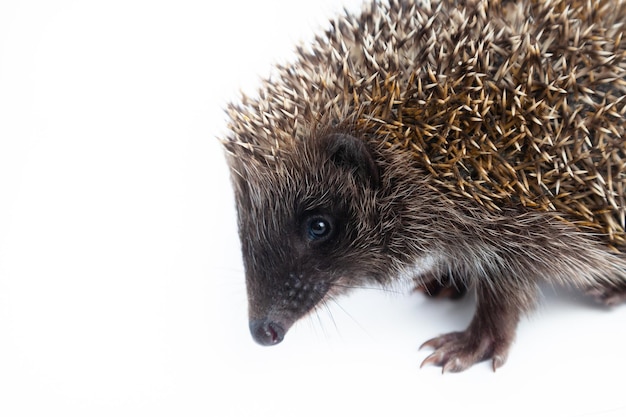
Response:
[229,133,386,346]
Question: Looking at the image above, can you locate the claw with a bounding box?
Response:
[491,354,507,371]
[442,357,466,373]
[420,351,444,369]
[419,332,461,351]
[419,338,438,351]
[419,330,511,372]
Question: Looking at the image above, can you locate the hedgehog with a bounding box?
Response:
[222,0,626,372]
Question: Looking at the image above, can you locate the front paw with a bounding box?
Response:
[419,330,510,373]
[414,274,468,300]
[585,282,626,306]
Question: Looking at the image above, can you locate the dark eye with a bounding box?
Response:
[306,216,333,241]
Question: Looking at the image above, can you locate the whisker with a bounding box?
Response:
[321,299,339,335]
[325,296,372,338]
[312,304,330,341]
[330,282,404,294]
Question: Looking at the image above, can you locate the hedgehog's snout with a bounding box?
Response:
[249,319,285,346]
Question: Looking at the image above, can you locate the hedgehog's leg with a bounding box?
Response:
[585,279,626,306]
[414,272,468,300]
[581,250,626,305]
[420,282,530,373]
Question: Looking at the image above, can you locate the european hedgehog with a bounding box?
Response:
[222,0,626,372]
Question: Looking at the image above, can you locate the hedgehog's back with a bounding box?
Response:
[353,0,626,248]
[225,0,626,247]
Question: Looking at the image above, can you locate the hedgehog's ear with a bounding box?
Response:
[325,133,380,188]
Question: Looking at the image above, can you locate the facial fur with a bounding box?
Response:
[226,132,398,342]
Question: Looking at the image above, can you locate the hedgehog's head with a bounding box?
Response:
[225,132,390,346]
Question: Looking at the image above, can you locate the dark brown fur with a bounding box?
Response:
[223,0,626,372]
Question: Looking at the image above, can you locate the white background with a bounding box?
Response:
[1,1,626,416]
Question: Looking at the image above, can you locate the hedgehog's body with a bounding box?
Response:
[223,0,626,372]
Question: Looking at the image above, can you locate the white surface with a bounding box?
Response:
[1,1,625,416]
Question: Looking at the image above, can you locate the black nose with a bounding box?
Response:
[249,319,285,346]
